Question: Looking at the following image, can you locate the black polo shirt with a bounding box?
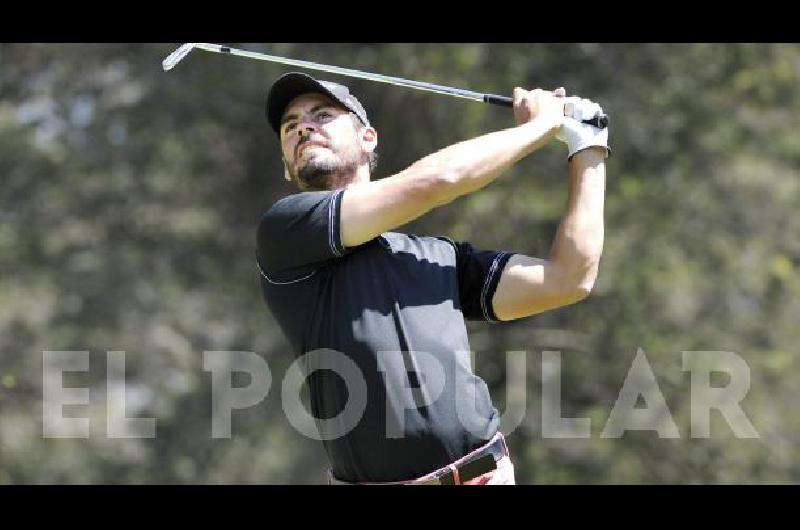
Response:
[256,189,515,482]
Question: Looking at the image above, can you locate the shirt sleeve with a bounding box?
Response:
[448,240,515,322]
[256,190,350,282]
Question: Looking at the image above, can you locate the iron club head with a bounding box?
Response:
[162,43,198,71]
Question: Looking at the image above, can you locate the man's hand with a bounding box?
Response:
[556,97,610,160]
[513,87,566,128]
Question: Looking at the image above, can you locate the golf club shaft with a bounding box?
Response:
[167,43,608,128]
[192,43,499,102]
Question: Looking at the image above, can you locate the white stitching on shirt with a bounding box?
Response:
[328,190,343,257]
[481,252,507,321]
[256,259,317,285]
[327,192,335,255]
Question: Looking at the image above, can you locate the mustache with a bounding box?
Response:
[295,136,328,159]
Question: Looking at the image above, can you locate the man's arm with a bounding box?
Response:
[492,146,606,320]
[340,89,564,248]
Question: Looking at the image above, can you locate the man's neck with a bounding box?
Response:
[327,165,371,191]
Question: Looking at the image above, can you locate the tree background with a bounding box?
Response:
[1,43,798,484]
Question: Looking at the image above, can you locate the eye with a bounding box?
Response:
[283,122,297,135]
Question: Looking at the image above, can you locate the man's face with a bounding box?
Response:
[279,92,369,191]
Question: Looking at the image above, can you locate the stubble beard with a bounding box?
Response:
[293,145,368,192]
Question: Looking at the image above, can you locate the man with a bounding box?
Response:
[256,71,608,485]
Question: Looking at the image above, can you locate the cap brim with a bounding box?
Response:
[266,72,342,135]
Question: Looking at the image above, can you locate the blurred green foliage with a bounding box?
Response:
[1,43,798,484]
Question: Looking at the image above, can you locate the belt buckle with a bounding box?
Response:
[415,435,508,485]
[458,453,497,482]
[436,468,458,486]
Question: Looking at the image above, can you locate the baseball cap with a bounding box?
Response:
[265,72,371,135]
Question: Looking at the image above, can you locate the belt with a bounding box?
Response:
[328,433,509,485]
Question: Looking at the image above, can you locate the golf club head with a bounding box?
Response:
[162,43,197,71]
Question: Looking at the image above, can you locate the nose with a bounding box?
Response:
[294,123,317,158]
[297,121,316,139]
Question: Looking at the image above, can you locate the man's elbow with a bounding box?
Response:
[558,285,590,307]
[563,262,600,303]
[571,284,593,303]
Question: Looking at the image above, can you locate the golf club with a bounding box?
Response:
[162,43,609,129]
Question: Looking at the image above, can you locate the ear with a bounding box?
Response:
[360,127,378,154]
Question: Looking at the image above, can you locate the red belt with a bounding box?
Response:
[328,433,509,485]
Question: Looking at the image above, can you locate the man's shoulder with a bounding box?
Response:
[261,190,335,218]
[257,190,343,239]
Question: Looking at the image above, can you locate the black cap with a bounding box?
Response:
[265,72,370,135]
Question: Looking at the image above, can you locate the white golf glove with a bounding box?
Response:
[557,96,611,160]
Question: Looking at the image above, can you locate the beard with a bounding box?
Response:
[292,144,369,192]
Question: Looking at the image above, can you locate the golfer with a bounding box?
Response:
[256,72,608,485]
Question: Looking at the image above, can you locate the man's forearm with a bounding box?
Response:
[398,116,562,207]
[549,148,606,293]
[339,90,564,249]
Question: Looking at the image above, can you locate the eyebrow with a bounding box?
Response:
[280,104,337,128]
